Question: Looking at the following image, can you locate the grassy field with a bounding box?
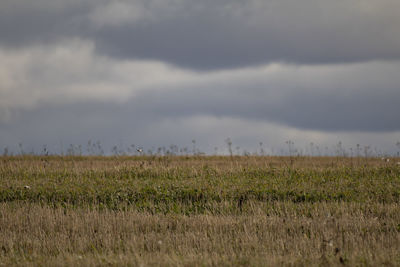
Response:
[0,156,400,266]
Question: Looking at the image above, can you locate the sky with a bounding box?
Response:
[1,0,400,155]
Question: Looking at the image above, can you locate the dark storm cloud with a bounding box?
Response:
[1,0,400,69]
[92,2,400,70]
[0,1,90,47]
[1,0,400,153]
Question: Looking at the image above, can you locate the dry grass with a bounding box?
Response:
[0,156,400,266]
[1,202,400,266]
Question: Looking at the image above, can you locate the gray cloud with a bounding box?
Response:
[1,96,399,156]
[1,0,400,69]
[126,62,400,132]
[1,1,400,154]
[1,40,399,132]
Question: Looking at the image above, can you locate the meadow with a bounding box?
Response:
[0,155,400,266]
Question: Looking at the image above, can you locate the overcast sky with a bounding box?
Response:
[1,0,400,155]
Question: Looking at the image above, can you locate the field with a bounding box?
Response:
[0,156,400,266]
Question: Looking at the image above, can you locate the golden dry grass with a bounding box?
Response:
[1,202,400,266]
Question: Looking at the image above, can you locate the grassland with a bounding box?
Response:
[0,156,400,266]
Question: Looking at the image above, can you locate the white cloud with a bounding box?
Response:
[89,1,149,27]
[0,38,194,116]
[88,0,185,28]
